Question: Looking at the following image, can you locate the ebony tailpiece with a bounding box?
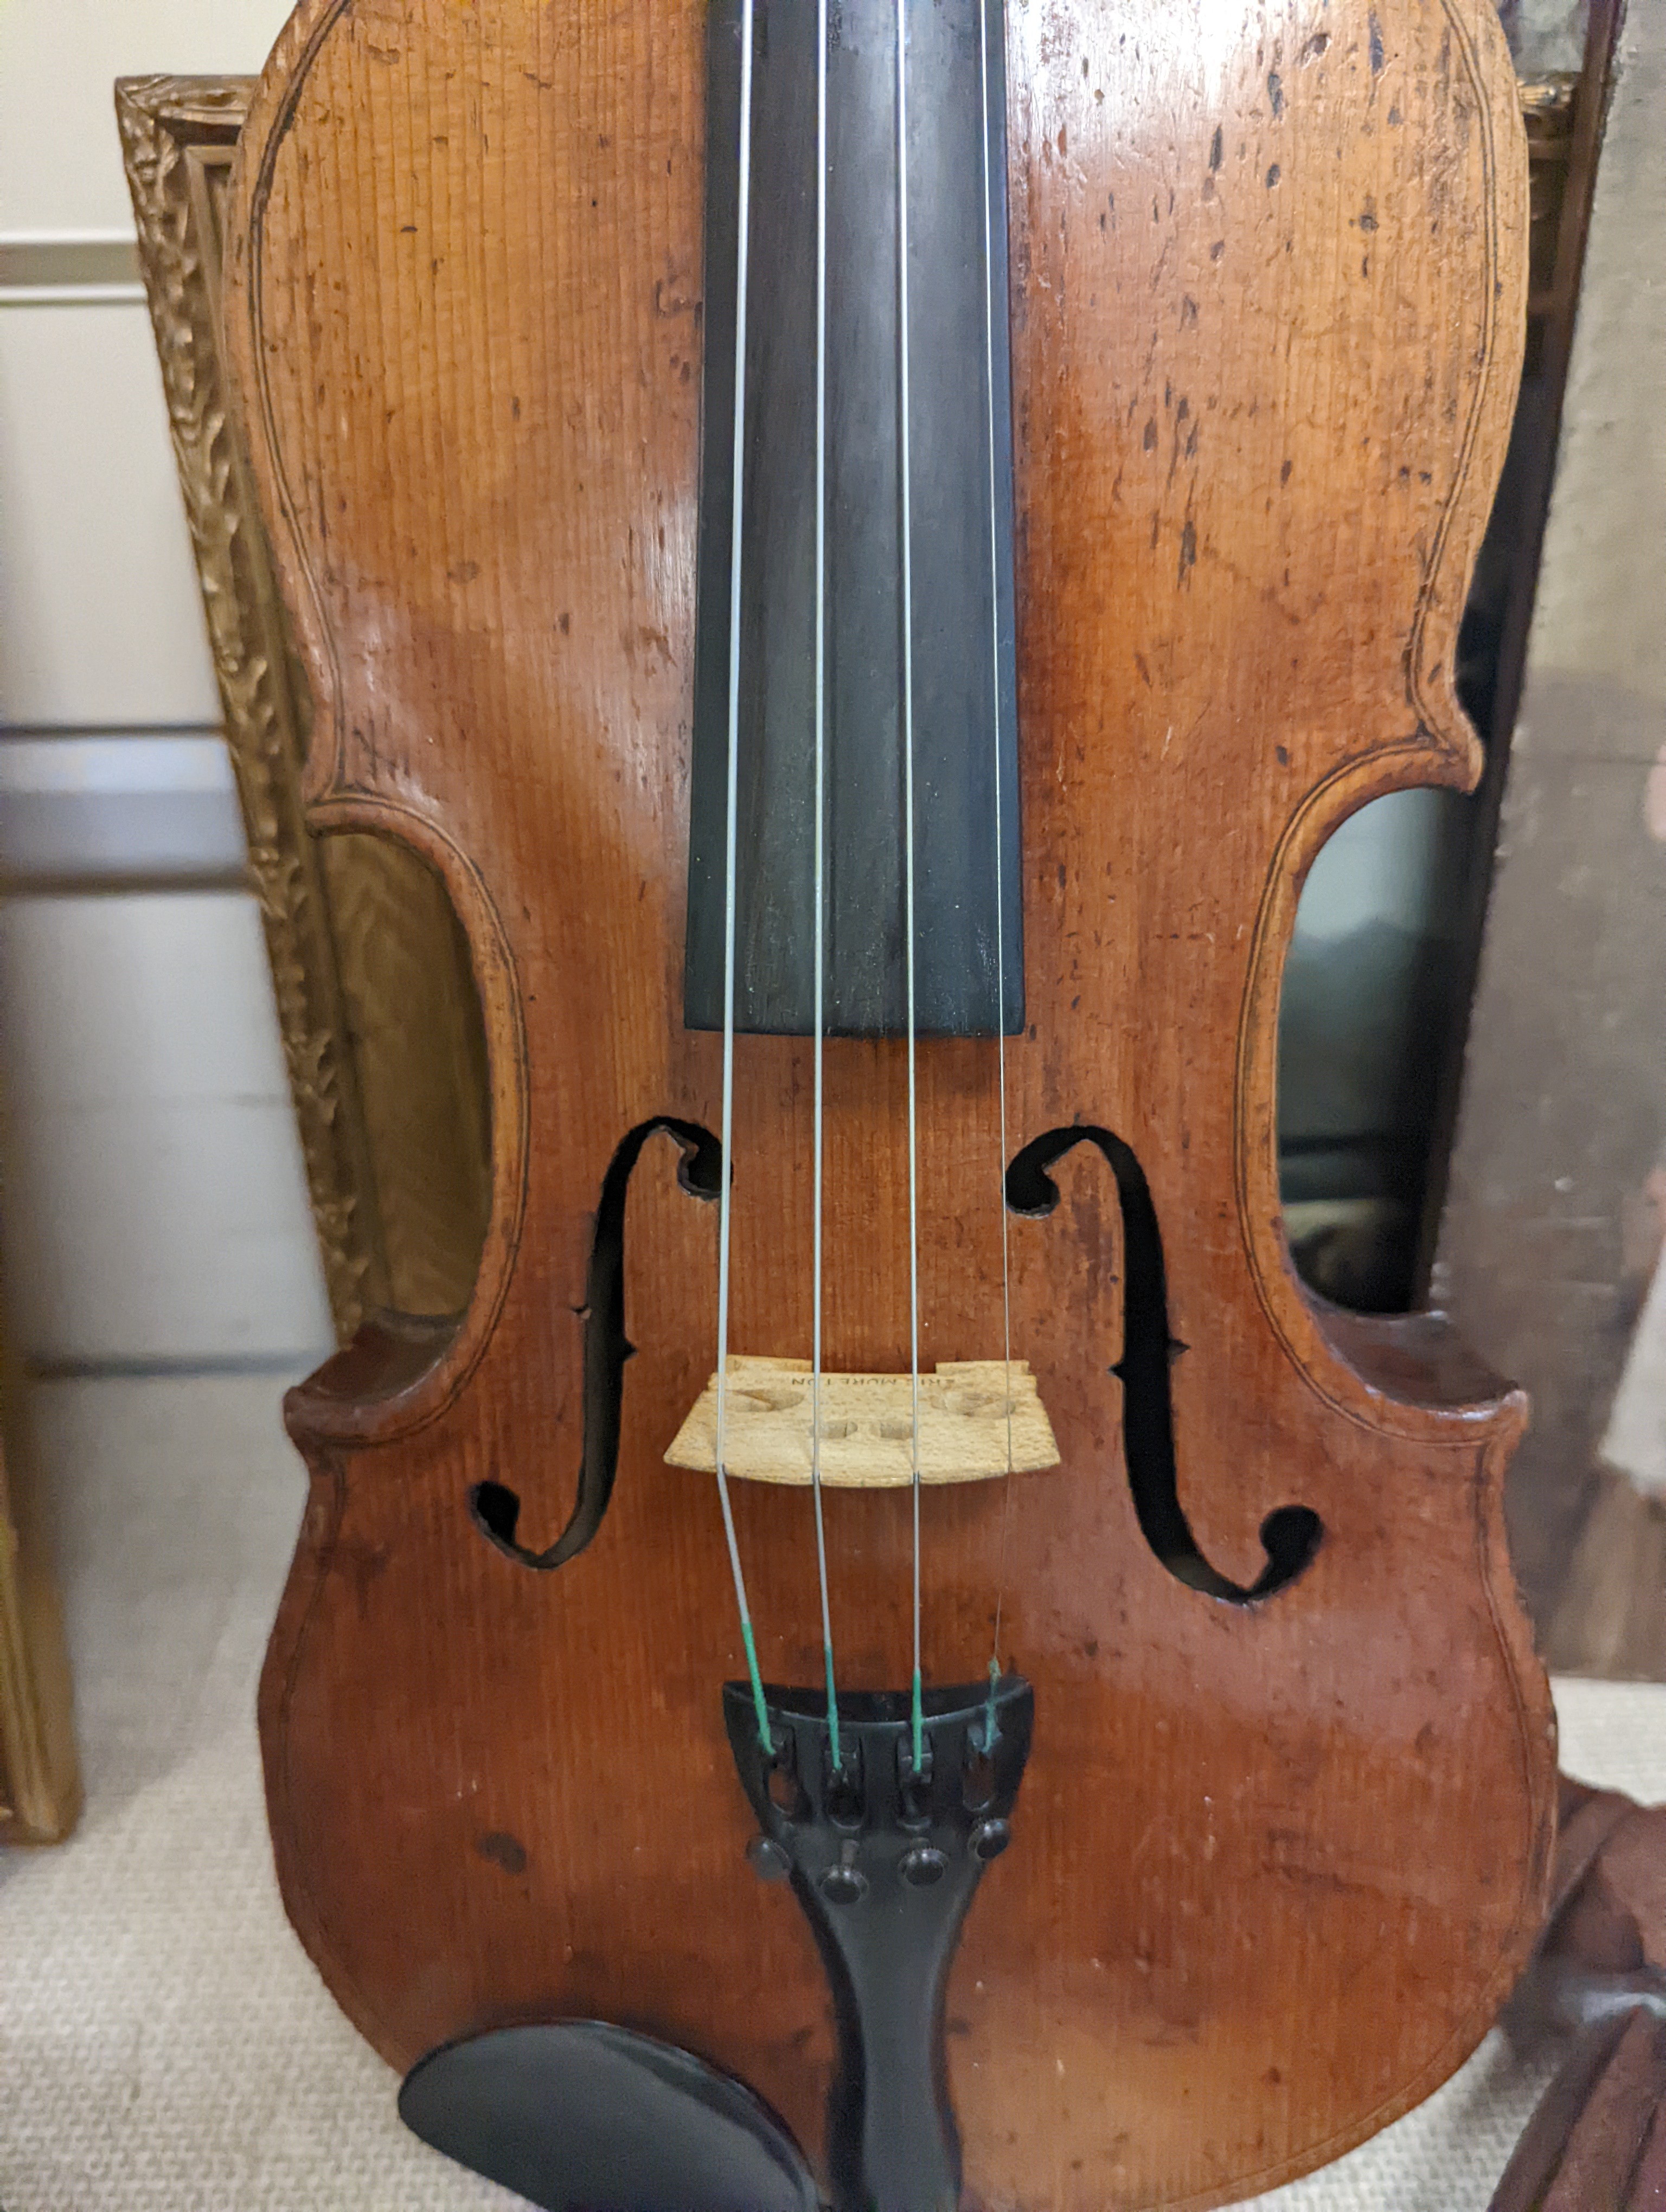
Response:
[400,1677,1033,2212]
[729,1675,1034,2212]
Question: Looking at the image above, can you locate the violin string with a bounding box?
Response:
[894,0,925,1776]
[810,0,842,1774]
[978,0,1017,1750]
[715,0,773,1756]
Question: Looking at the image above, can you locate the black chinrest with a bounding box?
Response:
[399,2020,819,2212]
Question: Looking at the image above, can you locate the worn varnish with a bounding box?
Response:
[226,4,1554,2205]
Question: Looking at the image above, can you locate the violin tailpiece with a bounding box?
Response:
[728,1674,1035,2212]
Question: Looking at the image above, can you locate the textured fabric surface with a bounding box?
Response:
[1,1375,1661,2211]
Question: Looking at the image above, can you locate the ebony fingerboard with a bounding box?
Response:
[685,0,1023,1039]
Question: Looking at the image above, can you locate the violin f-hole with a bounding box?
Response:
[1008,1127,1322,1603]
[470,1118,722,1572]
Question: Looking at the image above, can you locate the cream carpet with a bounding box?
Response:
[2,1373,1662,2211]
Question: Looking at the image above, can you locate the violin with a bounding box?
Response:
[226,2,1554,2205]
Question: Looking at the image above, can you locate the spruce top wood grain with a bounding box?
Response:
[0,1359,80,1846]
[226,4,1555,2204]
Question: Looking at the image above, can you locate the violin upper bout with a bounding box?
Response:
[225,0,708,815]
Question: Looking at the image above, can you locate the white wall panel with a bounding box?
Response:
[0,730,247,879]
[0,0,295,234]
[0,303,219,728]
[0,892,333,1364]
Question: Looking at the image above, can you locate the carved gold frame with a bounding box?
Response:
[117,75,490,1339]
[0,1353,80,1844]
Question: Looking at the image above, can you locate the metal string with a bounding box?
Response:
[715,0,774,1755]
[810,0,842,1774]
[977,0,1017,1750]
[895,0,926,1776]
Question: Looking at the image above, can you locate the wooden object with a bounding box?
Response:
[116,75,491,1338]
[225,3,1553,2204]
[665,1358,1059,1488]
[0,1351,80,1846]
[1490,1777,1666,2209]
